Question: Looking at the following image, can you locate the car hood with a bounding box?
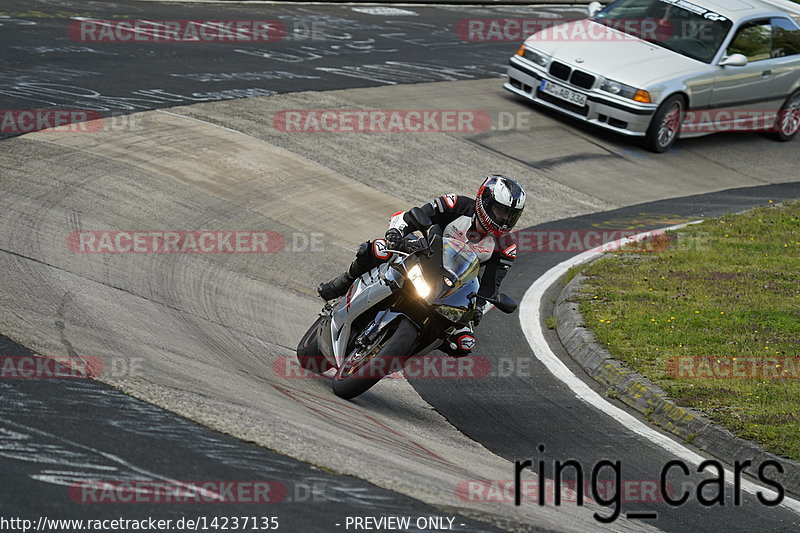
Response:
[525,20,706,86]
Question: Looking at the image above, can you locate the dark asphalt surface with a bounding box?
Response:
[2,1,800,532]
[0,335,502,533]
[0,2,566,531]
[0,0,583,125]
[412,183,800,532]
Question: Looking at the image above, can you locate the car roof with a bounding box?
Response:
[690,0,800,23]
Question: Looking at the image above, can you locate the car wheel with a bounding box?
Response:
[771,91,800,142]
[644,95,685,153]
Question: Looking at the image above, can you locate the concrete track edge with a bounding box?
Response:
[523,225,800,504]
[555,271,800,497]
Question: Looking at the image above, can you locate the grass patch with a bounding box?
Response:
[563,264,583,286]
[577,200,800,460]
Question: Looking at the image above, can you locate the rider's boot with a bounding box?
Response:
[316,269,355,300]
[317,242,375,300]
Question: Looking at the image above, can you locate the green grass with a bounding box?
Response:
[563,264,583,286]
[577,200,800,460]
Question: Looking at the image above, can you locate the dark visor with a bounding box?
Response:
[490,203,522,229]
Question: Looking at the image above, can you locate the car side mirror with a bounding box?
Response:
[406,206,432,232]
[719,53,748,67]
[485,293,518,314]
[588,2,603,17]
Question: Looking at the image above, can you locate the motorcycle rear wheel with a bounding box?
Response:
[331,317,416,400]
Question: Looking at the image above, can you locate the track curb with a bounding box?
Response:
[554,270,800,498]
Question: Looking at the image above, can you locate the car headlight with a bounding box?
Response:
[407,264,430,298]
[600,79,651,103]
[516,44,549,67]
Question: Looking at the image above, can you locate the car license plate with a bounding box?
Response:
[540,80,587,107]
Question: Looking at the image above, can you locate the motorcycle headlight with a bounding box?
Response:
[407,264,430,298]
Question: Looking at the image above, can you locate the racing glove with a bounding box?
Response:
[385,228,404,252]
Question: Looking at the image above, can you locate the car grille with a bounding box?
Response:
[548,61,596,90]
[570,70,596,90]
[549,61,571,81]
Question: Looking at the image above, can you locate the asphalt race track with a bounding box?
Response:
[1,1,800,532]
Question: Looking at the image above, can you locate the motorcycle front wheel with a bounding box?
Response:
[331,316,417,400]
[296,315,333,374]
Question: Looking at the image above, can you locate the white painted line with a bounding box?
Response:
[4,420,223,501]
[519,224,800,515]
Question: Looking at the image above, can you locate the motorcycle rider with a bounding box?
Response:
[317,174,526,356]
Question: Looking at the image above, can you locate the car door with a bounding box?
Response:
[710,18,786,118]
[768,16,800,100]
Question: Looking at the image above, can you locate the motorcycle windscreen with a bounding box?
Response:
[432,277,480,310]
[430,237,482,320]
[441,237,480,287]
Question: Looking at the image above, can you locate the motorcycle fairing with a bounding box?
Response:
[329,262,404,365]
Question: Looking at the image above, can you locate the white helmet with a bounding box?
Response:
[475,175,526,237]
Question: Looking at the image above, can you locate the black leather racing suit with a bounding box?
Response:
[351,194,517,355]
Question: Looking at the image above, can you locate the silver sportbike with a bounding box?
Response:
[296,208,517,400]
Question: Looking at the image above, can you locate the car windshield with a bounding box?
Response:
[441,237,480,284]
[592,0,733,63]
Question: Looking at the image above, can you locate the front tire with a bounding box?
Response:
[296,316,332,374]
[771,90,800,142]
[331,317,417,400]
[644,95,685,153]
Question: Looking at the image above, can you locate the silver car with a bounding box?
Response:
[505,0,800,151]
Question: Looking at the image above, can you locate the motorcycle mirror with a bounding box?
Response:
[485,293,517,314]
[587,1,602,17]
[406,207,432,233]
